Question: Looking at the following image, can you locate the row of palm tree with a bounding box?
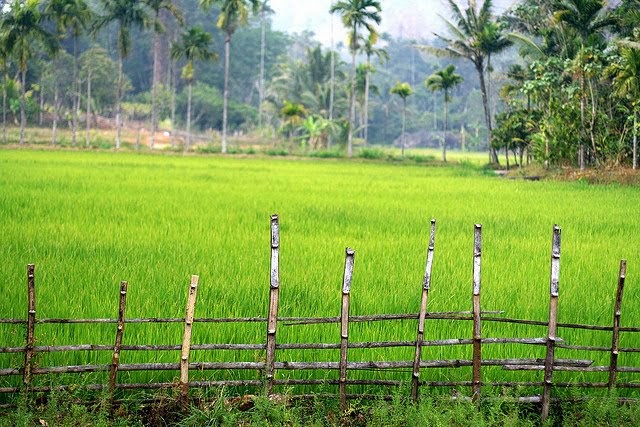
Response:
[0,0,262,152]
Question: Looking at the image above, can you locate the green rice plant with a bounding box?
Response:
[0,150,638,400]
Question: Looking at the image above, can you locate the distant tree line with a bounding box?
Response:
[0,0,638,169]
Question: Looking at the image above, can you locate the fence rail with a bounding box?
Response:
[0,216,637,421]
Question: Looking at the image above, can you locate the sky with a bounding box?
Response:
[269,0,516,46]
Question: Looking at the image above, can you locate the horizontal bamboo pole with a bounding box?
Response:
[504,365,640,373]
[4,316,640,332]
[282,311,504,326]
[0,357,594,378]
[0,336,561,355]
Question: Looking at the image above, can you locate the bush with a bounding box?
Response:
[265,148,288,156]
[358,148,385,159]
[309,149,344,159]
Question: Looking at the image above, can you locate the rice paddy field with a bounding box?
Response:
[0,149,639,401]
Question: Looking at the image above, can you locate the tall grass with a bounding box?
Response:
[0,150,638,397]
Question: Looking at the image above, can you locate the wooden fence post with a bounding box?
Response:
[23,264,36,388]
[265,214,280,395]
[608,260,626,390]
[339,248,355,412]
[411,219,436,402]
[180,275,199,405]
[472,225,482,402]
[541,225,561,421]
[109,281,128,401]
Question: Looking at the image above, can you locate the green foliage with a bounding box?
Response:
[357,147,385,159]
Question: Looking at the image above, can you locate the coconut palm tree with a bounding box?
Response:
[426,64,464,163]
[609,47,640,169]
[390,81,412,157]
[426,0,507,164]
[0,44,8,144]
[280,100,305,147]
[552,0,615,168]
[330,0,381,158]
[44,0,92,147]
[171,26,216,151]
[200,0,260,154]
[94,0,151,149]
[145,0,183,151]
[0,0,58,145]
[258,0,273,132]
[360,34,388,146]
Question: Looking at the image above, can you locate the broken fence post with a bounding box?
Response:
[472,225,482,402]
[109,281,128,403]
[180,275,199,404]
[412,219,436,402]
[23,264,36,388]
[541,225,561,421]
[339,248,355,412]
[608,260,626,390]
[266,214,280,394]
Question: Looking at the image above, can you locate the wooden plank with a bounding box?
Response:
[339,248,355,412]
[109,281,128,396]
[412,219,436,402]
[472,224,482,402]
[265,214,280,394]
[541,225,561,421]
[180,275,199,403]
[608,260,626,390]
[23,264,36,388]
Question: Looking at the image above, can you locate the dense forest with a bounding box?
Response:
[0,0,638,168]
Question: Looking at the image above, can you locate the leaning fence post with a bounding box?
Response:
[339,248,355,412]
[471,225,482,402]
[541,225,561,421]
[109,281,128,401]
[608,260,626,391]
[265,214,280,395]
[23,264,36,389]
[180,275,199,405]
[411,219,436,402]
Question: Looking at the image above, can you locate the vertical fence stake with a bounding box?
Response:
[339,248,355,412]
[608,260,626,391]
[23,264,36,389]
[471,225,482,402]
[411,219,436,402]
[266,214,280,395]
[109,281,128,404]
[180,275,199,405]
[541,225,561,421]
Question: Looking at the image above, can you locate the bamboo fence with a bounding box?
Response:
[1,216,638,421]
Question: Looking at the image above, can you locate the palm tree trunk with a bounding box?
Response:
[72,36,78,147]
[363,55,370,146]
[222,31,231,154]
[401,99,406,157]
[633,111,637,170]
[170,58,177,149]
[328,15,334,149]
[443,96,447,162]
[116,55,123,149]
[151,12,160,151]
[259,9,266,132]
[52,85,58,146]
[20,67,26,145]
[348,49,356,158]
[476,63,498,164]
[2,64,7,144]
[579,73,585,169]
[186,80,192,152]
[39,78,44,126]
[86,67,92,147]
